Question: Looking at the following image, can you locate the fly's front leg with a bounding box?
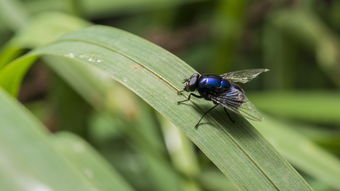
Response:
[177,89,185,95]
[177,93,202,104]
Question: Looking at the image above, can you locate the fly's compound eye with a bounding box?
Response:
[188,77,197,86]
[185,73,199,91]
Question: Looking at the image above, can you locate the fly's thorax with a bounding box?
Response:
[195,75,231,100]
[197,75,231,92]
[197,74,221,89]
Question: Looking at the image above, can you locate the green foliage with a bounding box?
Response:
[0,25,312,190]
[1,0,340,191]
[0,89,132,191]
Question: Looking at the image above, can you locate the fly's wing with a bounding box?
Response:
[220,69,269,84]
[211,92,263,121]
[237,96,263,121]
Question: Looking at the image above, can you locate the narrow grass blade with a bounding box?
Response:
[52,132,134,191]
[254,116,340,190]
[0,0,28,30]
[0,12,89,69]
[0,89,100,191]
[0,55,38,96]
[270,10,340,87]
[80,0,203,18]
[250,91,340,124]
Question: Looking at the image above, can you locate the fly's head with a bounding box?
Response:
[179,73,200,94]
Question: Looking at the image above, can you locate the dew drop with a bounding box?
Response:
[65,52,75,58]
[72,143,85,153]
[79,54,103,63]
[31,184,54,191]
[84,169,94,178]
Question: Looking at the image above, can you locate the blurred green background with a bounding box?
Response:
[1,0,340,190]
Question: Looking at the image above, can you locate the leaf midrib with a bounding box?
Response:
[55,38,180,92]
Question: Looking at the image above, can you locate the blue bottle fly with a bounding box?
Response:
[178,69,269,128]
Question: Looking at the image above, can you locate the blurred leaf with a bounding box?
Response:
[308,178,334,191]
[0,88,129,191]
[271,10,340,87]
[0,0,28,30]
[50,75,93,136]
[159,115,200,177]
[89,110,181,191]
[0,45,23,69]
[0,12,90,68]
[103,86,182,191]
[89,111,124,142]
[89,111,164,191]
[250,91,340,124]
[53,132,134,191]
[254,116,340,190]
[0,55,38,95]
[262,24,297,90]
[159,115,201,191]
[294,126,340,156]
[213,0,246,72]
[106,85,167,155]
[12,12,90,48]
[23,0,77,15]
[2,26,312,190]
[137,150,181,191]
[81,0,203,19]
[198,170,238,191]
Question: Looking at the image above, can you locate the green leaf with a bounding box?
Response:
[88,111,181,191]
[254,116,340,190]
[1,25,312,190]
[158,115,200,177]
[50,75,92,136]
[80,0,203,18]
[0,12,90,69]
[198,170,238,191]
[12,12,91,48]
[0,88,131,191]
[270,10,340,87]
[0,44,23,69]
[0,0,28,30]
[52,132,134,191]
[0,55,38,95]
[250,91,340,124]
[159,115,201,191]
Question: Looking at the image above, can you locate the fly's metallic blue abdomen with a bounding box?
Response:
[220,80,230,88]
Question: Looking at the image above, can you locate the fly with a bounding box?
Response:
[177,69,269,128]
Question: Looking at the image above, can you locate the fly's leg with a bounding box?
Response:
[177,89,184,95]
[178,78,189,95]
[177,93,202,104]
[223,107,235,123]
[195,104,218,129]
[177,88,186,95]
